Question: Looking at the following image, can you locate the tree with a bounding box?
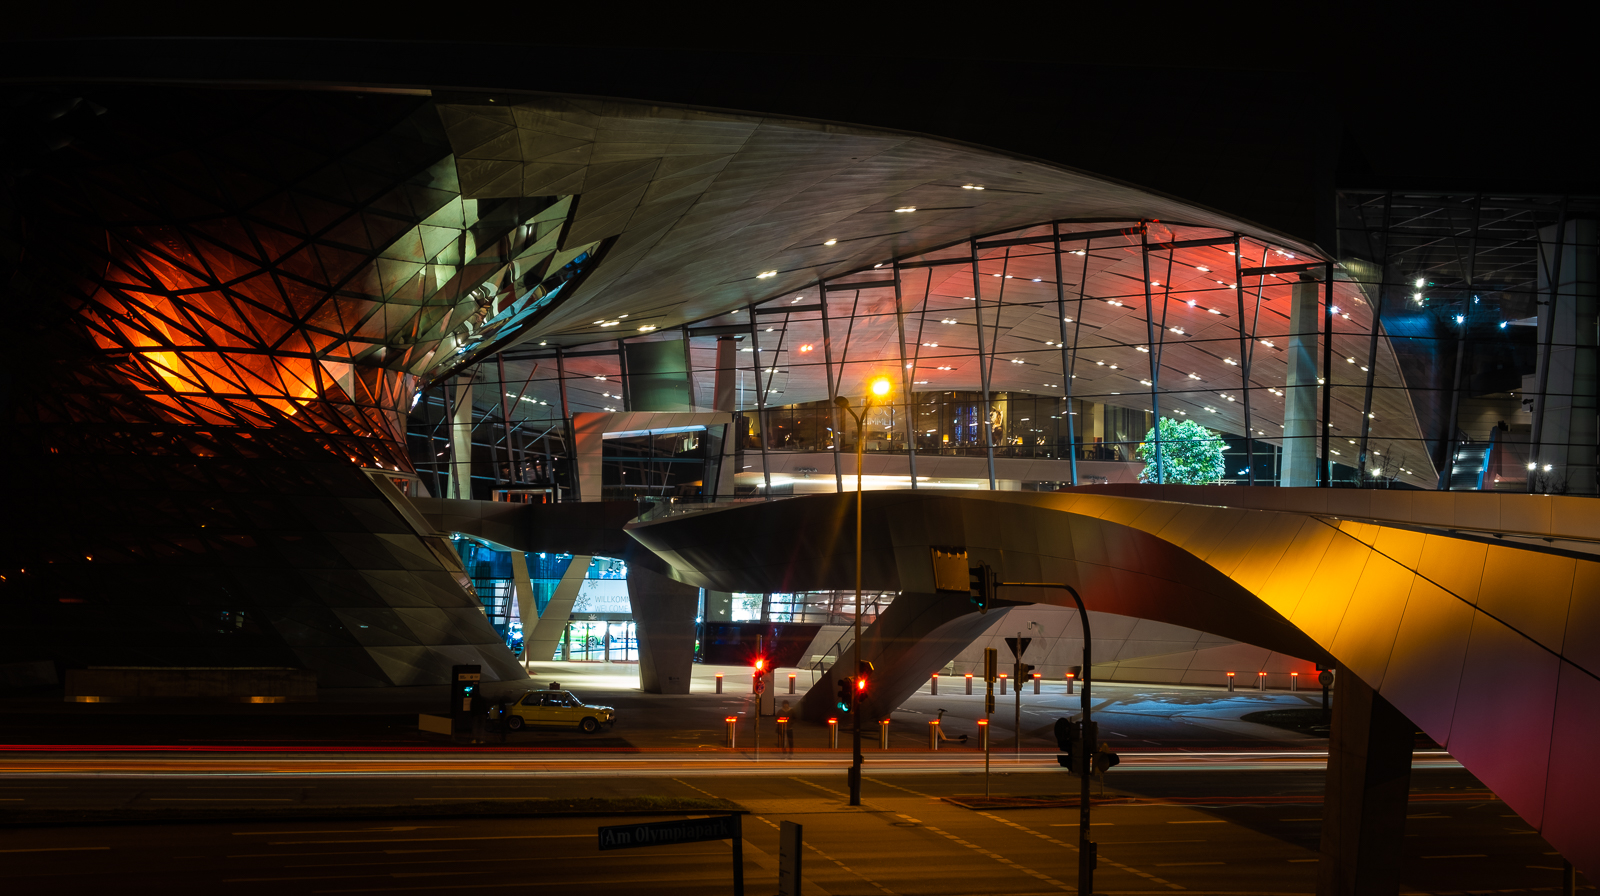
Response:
[1136,417,1226,484]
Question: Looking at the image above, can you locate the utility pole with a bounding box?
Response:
[983,646,996,798]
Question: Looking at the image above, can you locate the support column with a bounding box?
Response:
[1318,670,1414,896]
[522,555,589,665]
[1282,276,1321,486]
[628,565,700,694]
[449,373,475,499]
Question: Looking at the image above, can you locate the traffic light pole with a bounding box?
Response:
[998,580,1095,896]
[1015,629,1023,763]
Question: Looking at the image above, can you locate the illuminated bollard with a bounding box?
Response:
[978,718,989,752]
[965,673,973,695]
[776,716,789,752]
[930,673,939,695]
[1033,672,1042,695]
[880,719,890,750]
[1258,671,1267,690]
[1290,671,1299,691]
[715,673,723,694]
[1227,671,1236,691]
[928,719,940,751]
[1066,672,1075,695]
[725,715,737,748]
[999,674,1007,696]
[788,673,796,695]
[827,717,839,749]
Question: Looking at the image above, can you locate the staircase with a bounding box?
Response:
[1444,439,1490,491]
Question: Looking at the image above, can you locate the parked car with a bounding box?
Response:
[502,689,615,733]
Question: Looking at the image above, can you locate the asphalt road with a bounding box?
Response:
[0,767,1582,895]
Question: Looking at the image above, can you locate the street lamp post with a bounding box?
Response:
[835,376,891,807]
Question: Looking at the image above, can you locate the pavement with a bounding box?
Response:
[4,662,1587,894]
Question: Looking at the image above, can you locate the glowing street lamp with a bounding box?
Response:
[834,375,893,806]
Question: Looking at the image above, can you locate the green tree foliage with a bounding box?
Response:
[1136,417,1226,484]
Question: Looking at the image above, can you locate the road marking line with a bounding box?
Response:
[975,811,1185,891]
[1422,854,1487,859]
[922,824,1072,892]
[1168,820,1226,824]
[270,834,590,845]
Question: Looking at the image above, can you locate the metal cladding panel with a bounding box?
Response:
[1287,532,1373,646]
[1416,534,1488,606]
[1447,612,1563,828]
[1564,562,1600,672]
[1541,663,1600,876]
[1328,553,1416,690]
[1477,547,1575,654]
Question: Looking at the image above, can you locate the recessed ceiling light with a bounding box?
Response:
[637,325,657,332]
[961,184,985,190]
[600,321,619,327]
[757,270,777,278]
[894,207,916,213]
[937,366,953,370]
[618,314,628,318]
[824,239,837,246]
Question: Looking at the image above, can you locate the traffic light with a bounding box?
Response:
[1094,745,1122,775]
[1015,662,1036,686]
[856,661,873,703]
[969,563,993,613]
[1053,718,1078,769]
[836,677,853,713]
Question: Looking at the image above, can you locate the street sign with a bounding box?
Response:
[599,814,741,851]
[1004,637,1031,658]
[754,678,766,694]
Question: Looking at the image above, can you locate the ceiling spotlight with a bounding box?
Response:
[937,366,954,370]
[799,344,815,353]
[757,270,777,278]
[894,207,917,213]
[961,184,985,190]
[637,325,657,332]
[600,320,619,327]
[824,239,837,246]
[1196,266,1210,273]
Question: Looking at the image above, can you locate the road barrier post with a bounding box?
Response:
[978,718,989,752]
[1227,672,1236,691]
[1290,671,1299,691]
[788,673,796,694]
[930,673,938,695]
[715,674,723,694]
[965,673,973,694]
[725,715,737,749]
[879,718,890,750]
[1066,672,1075,695]
[1033,672,1041,694]
[827,717,839,749]
[999,674,1007,696]
[1258,671,1267,690]
[928,719,939,750]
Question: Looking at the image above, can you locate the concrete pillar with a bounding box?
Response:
[449,374,475,499]
[1535,219,1598,495]
[522,555,589,664]
[628,565,700,694]
[797,593,1003,723]
[1282,276,1321,487]
[713,336,740,412]
[1318,670,1414,896]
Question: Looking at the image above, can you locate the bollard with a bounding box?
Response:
[715,673,723,694]
[930,673,939,695]
[776,716,789,752]
[928,719,940,751]
[999,674,1007,696]
[788,673,796,695]
[827,717,839,749]
[1258,671,1267,690]
[965,673,973,695]
[1066,672,1075,695]
[978,718,989,752]
[880,718,890,750]
[725,715,737,749]
[1033,672,1041,695]
[1290,671,1299,691]
[1227,672,1236,691]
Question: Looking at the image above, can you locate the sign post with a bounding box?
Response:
[778,820,803,896]
[598,814,746,895]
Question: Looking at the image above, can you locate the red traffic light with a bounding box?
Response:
[856,677,867,691]
[753,658,766,672]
